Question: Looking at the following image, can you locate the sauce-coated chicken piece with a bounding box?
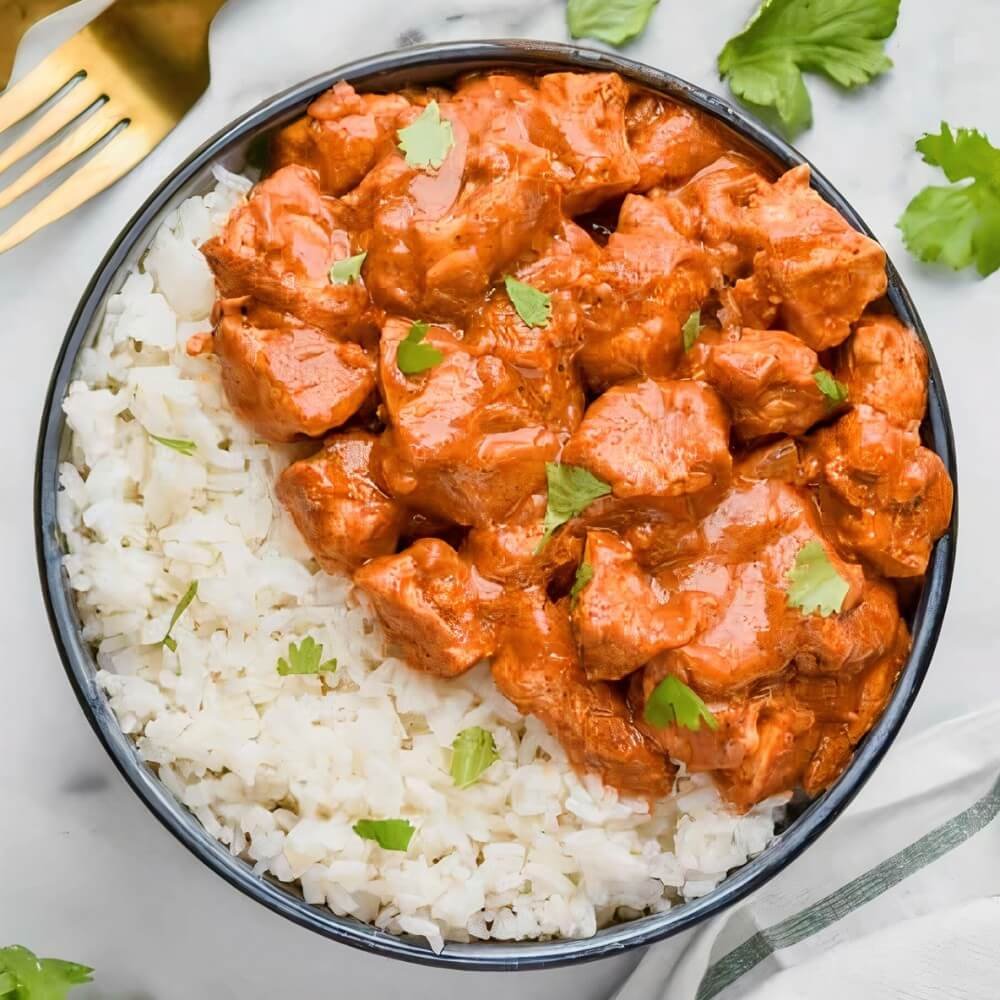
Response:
[625,91,729,191]
[807,405,953,577]
[572,531,717,680]
[362,117,562,323]
[563,379,732,506]
[722,165,888,350]
[703,328,833,440]
[276,432,407,573]
[835,314,929,426]
[202,165,378,340]
[534,72,640,214]
[646,479,865,695]
[211,299,375,442]
[354,538,496,677]
[374,319,559,526]
[578,194,715,389]
[271,82,412,196]
[658,154,769,277]
[492,590,674,799]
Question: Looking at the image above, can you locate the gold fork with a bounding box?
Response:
[0,0,81,90]
[0,0,227,254]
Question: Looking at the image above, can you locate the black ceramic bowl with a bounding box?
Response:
[36,39,958,970]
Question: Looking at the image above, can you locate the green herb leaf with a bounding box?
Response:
[813,369,848,405]
[396,321,445,376]
[537,464,612,552]
[566,0,660,46]
[786,539,850,617]
[898,123,1000,277]
[397,101,454,169]
[682,310,702,352]
[277,636,337,676]
[504,276,552,328]
[644,675,719,731]
[718,0,900,135]
[150,434,197,457]
[160,581,197,652]
[450,727,500,788]
[569,562,594,608]
[0,946,93,1000]
[329,252,367,286]
[353,818,416,851]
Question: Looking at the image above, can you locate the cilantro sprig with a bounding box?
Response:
[536,463,612,552]
[329,252,367,286]
[814,369,848,406]
[396,321,444,376]
[276,636,337,676]
[450,727,500,788]
[353,818,415,852]
[718,0,901,135]
[569,561,594,608]
[644,675,719,732]
[159,581,197,653]
[682,310,702,352]
[149,433,196,457]
[898,123,1000,277]
[397,101,454,169]
[504,277,551,328]
[566,0,660,48]
[786,540,850,617]
[0,945,93,1000]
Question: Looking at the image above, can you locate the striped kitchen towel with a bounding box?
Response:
[615,704,1000,1000]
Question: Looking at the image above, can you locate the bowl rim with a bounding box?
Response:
[34,38,958,972]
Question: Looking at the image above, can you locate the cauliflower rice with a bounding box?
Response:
[57,166,783,952]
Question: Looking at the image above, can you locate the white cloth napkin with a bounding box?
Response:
[615,705,1000,1000]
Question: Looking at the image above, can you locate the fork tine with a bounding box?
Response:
[0,100,127,210]
[0,125,153,254]
[0,45,82,134]
[0,76,102,177]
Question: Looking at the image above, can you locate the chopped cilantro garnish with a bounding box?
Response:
[277,636,337,676]
[450,727,500,788]
[786,540,850,617]
[570,562,595,608]
[353,818,416,851]
[150,433,196,457]
[814,369,849,405]
[536,464,612,552]
[397,101,454,169]
[396,321,444,376]
[329,252,367,286]
[682,310,702,352]
[566,0,660,47]
[0,945,93,999]
[159,581,197,653]
[644,675,719,732]
[504,276,551,328]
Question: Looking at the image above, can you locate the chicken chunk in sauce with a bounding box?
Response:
[199,70,953,812]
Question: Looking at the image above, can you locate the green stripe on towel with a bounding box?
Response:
[698,774,1000,1000]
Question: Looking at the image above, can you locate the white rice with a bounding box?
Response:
[57,167,783,951]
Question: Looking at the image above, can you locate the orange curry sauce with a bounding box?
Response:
[195,72,953,811]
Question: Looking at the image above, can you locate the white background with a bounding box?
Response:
[1,0,996,996]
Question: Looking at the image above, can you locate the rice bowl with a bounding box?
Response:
[36,41,956,969]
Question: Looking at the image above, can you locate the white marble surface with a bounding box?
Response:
[1,0,997,996]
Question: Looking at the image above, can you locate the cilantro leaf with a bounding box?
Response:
[569,562,594,608]
[277,636,337,676]
[450,727,500,788]
[353,818,415,851]
[718,0,900,135]
[644,675,719,732]
[396,321,444,376]
[504,276,551,328]
[160,581,197,652]
[329,252,367,286]
[566,0,660,47]
[814,369,848,405]
[397,101,454,169]
[0,946,93,1000]
[898,123,1000,277]
[149,433,196,457]
[682,310,702,352]
[537,463,612,551]
[786,539,849,616]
